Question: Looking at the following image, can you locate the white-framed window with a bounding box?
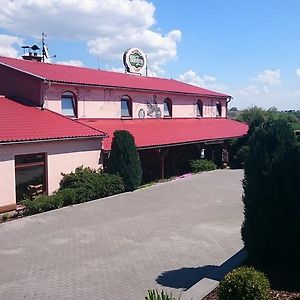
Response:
[164,98,172,118]
[196,100,203,117]
[216,101,222,117]
[61,91,77,117]
[121,95,132,118]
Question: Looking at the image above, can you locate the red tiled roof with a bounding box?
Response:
[0,56,229,97]
[0,96,105,144]
[79,118,248,150]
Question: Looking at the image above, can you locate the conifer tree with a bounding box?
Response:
[108,130,142,191]
[241,119,300,265]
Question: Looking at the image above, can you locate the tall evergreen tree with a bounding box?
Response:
[108,130,142,191]
[241,119,300,265]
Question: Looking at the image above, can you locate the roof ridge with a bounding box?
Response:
[0,56,230,97]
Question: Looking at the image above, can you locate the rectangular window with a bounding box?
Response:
[15,153,47,203]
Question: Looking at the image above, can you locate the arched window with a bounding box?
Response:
[121,95,132,118]
[216,101,222,117]
[163,98,172,118]
[61,91,77,117]
[196,100,203,117]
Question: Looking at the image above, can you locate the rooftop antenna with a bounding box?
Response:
[42,32,47,62]
[21,33,55,62]
[42,32,56,62]
[145,54,155,77]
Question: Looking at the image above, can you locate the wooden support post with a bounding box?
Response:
[155,147,168,179]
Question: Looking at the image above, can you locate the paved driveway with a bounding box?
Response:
[0,169,244,299]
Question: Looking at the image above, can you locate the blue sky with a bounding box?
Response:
[0,0,299,110]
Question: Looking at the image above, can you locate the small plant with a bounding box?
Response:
[145,289,179,300]
[218,266,271,300]
[189,159,216,173]
[1,213,9,222]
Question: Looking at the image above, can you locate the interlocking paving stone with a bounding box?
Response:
[0,169,244,299]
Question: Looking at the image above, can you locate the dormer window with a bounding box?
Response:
[216,101,222,117]
[121,95,132,118]
[196,100,203,117]
[164,98,172,118]
[61,91,77,117]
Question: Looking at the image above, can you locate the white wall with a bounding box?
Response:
[44,83,228,119]
[0,138,102,212]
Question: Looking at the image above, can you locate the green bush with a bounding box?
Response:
[60,167,124,200]
[21,167,125,216]
[109,130,142,191]
[22,194,63,215]
[60,166,97,190]
[53,188,78,206]
[92,173,125,198]
[218,267,271,300]
[189,159,216,173]
[145,289,179,300]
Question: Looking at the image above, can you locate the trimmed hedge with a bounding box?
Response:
[22,167,125,216]
[218,267,271,300]
[189,159,216,173]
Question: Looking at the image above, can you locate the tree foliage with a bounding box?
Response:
[108,130,142,191]
[229,106,300,168]
[241,119,300,265]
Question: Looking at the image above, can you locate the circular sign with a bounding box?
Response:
[123,48,146,73]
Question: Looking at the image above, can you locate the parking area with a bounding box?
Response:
[0,169,244,299]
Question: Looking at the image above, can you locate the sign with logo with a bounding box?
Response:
[123,48,146,74]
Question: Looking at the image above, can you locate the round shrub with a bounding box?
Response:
[189,159,216,173]
[218,267,270,300]
[60,166,97,190]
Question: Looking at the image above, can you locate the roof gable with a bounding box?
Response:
[0,56,229,97]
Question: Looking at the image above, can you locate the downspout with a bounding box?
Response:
[226,96,232,118]
[41,80,51,109]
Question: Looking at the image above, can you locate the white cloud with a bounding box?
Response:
[178,70,216,87]
[0,0,181,73]
[296,69,300,77]
[253,69,281,86]
[178,69,228,94]
[56,60,84,67]
[0,34,23,57]
[238,85,261,96]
